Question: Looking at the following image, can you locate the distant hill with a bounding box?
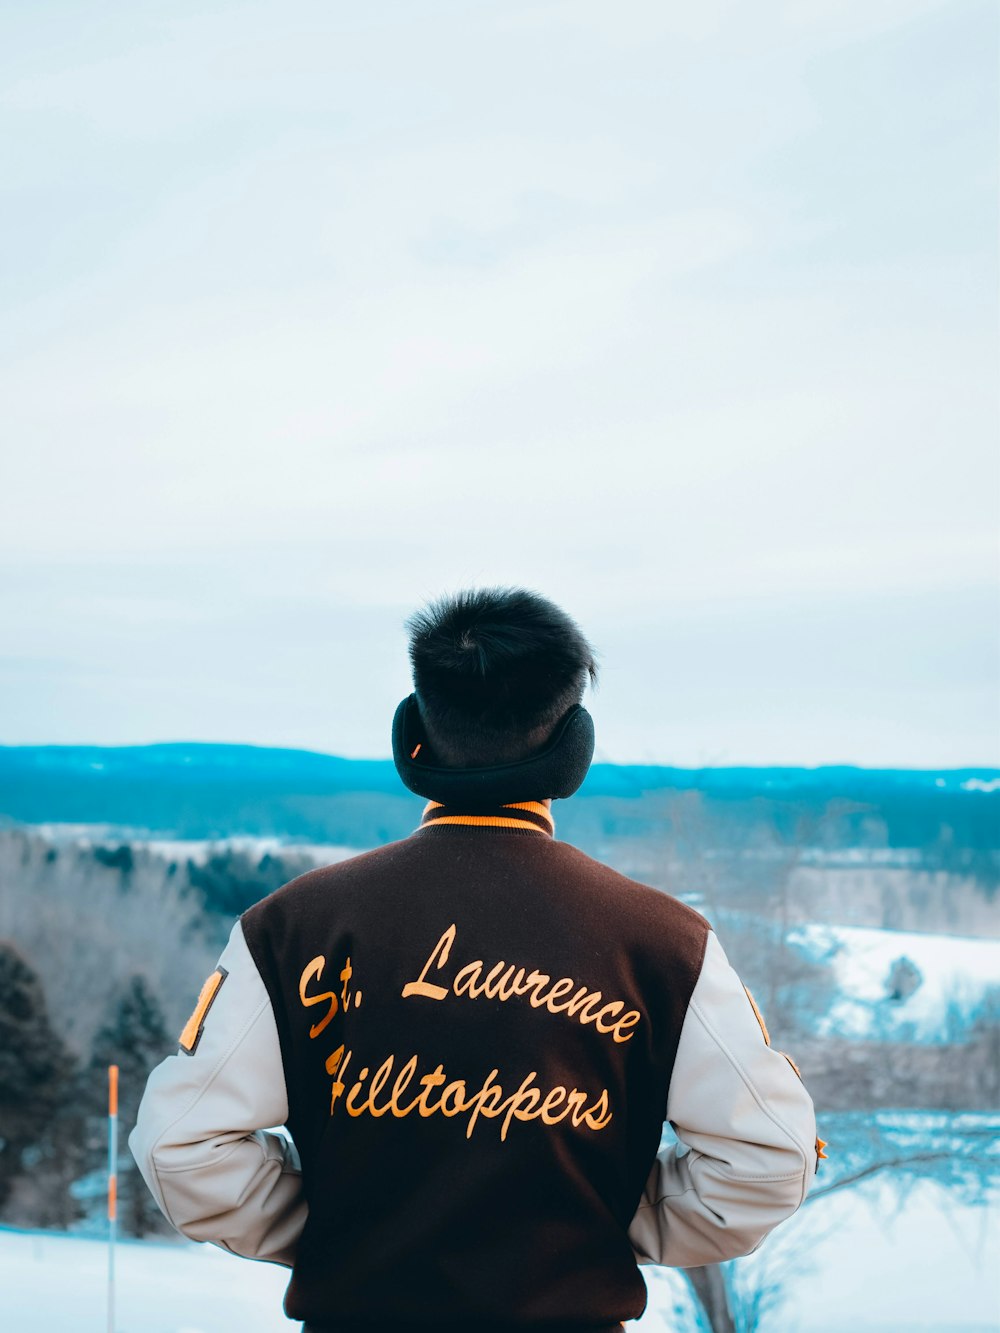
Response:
[0,744,997,868]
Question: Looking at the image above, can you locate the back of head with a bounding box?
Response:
[406,587,598,767]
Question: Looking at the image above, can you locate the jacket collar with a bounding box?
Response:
[418,800,555,837]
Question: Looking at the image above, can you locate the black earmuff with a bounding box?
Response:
[391,694,595,807]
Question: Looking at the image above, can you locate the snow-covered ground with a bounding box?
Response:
[788,924,1000,1041]
[3,1178,996,1333]
[726,1177,999,1333]
[0,1227,293,1333]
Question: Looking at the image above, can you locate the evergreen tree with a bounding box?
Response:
[0,942,79,1223]
[85,974,175,1237]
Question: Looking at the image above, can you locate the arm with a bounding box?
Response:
[128,918,308,1267]
[628,930,817,1268]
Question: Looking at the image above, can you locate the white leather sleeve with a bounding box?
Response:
[128,918,308,1267]
[628,930,816,1268]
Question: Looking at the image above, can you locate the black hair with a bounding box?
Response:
[405,587,598,767]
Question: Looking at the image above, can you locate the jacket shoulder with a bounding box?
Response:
[240,836,416,943]
[547,837,711,947]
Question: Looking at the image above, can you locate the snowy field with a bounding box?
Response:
[788,924,1000,1041]
[2,1179,996,1333]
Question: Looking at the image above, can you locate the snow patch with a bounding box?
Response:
[0,1228,293,1333]
[789,924,1000,1041]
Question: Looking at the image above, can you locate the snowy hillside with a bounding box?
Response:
[789,924,1000,1042]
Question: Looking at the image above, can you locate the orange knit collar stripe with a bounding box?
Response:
[419,800,555,837]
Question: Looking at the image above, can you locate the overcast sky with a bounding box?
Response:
[1,0,996,767]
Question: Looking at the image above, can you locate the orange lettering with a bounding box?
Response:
[574,991,608,1026]
[389,1056,419,1115]
[481,961,513,999]
[539,1085,569,1124]
[543,977,576,1012]
[367,1056,395,1116]
[438,1079,468,1117]
[498,1072,541,1141]
[414,1065,447,1116]
[327,1046,351,1113]
[454,960,484,997]
[520,970,552,1006]
[566,1090,589,1125]
[583,1089,613,1130]
[565,986,596,1017]
[611,1009,641,1043]
[402,925,456,1001]
[345,1065,372,1116]
[512,1087,542,1124]
[463,1069,503,1137]
[399,931,637,1046]
[323,1046,615,1141]
[593,1000,625,1031]
[299,957,338,1038]
[496,966,527,1001]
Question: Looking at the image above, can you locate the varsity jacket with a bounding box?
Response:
[130,800,818,1331]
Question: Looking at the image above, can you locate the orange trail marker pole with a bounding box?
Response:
[107,1064,118,1333]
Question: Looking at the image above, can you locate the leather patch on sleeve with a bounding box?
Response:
[179,967,228,1055]
[743,986,805,1082]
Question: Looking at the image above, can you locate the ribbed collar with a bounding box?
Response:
[418,800,555,837]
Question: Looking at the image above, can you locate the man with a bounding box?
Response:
[131,587,819,1333]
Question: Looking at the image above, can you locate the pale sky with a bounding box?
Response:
[1,0,997,767]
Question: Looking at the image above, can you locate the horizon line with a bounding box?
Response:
[1,739,998,775]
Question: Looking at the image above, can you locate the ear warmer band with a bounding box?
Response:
[391,694,595,807]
